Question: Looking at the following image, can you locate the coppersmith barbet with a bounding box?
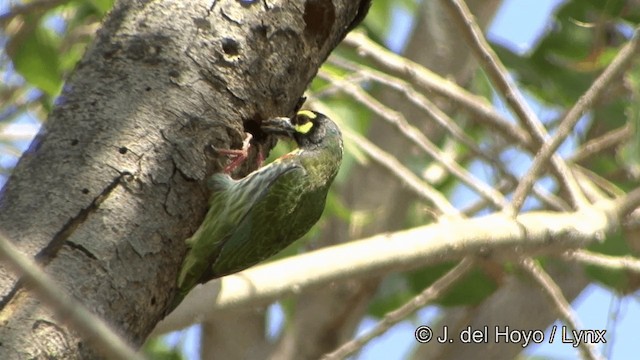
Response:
[173,110,342,307]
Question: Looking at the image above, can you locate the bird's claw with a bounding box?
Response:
[213,133,253,174]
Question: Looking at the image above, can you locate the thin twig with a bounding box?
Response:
[562,250,640,273]
[441,0,543,137]
[322,257,476,360]
[442,0,588,211]
[511,28,640,212]
[520,258,603,360]
[342,32,533,149]
[343,129,460,217]
[327,57,508,170]
[323,58,574,213]
[569,123,633,163]
[313,63,570,215]
[615,186,640,218]
[317,71,509,210]
[0,232,145,360]
[573,167,625,203]
[461,179,571,216]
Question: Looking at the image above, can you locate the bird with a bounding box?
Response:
[172,110,343,309]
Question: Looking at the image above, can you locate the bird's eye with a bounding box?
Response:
[293,110,315,134]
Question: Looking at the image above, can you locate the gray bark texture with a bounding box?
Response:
[0,0,367,357]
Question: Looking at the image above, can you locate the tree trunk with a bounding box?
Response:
[0,0,366,357]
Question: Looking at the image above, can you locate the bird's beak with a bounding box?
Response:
[261,116,296,136]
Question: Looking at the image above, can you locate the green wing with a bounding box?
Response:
[210,163,309,276]
[176,159,304,296]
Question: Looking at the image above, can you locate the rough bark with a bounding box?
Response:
[0,0,366,357]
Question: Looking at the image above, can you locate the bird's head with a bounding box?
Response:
[261,110,342,150]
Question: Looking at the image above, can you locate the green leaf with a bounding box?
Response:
[8,23,62,96]
[87,0,115,14]
[368,263,498,318]
[585,230,632,293]
[493,0,634,106]
[368,273,415,318]
[364,0,394,39]
[325,191,352,221]
[618,67,640,177]
[407,262,498,307]
[142,337,185,360]
[362,0,417,41]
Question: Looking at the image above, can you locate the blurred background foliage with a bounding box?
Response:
[3,0,640,358]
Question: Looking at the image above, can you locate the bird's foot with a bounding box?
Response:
[214,133,253,174]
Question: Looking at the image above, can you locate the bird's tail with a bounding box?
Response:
[164,288,188,317]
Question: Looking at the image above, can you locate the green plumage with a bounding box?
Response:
[173,111,342,307]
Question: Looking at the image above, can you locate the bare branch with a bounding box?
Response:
[569,124,633,164]
[441,0,542,137]
[154,199,621,334]
[0,231,144,360]
[316,70,509,210]
[615,187,640,218]
[520,258,603,360]
[441,0,588,211]
[562,250,640,273]
[320,59,574,214]
[323,257,476,359]
[512,28,640,212]
[462,179,571,215]
[342,32,533,149]
[342,128,460,217]
[326,57,508,170]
